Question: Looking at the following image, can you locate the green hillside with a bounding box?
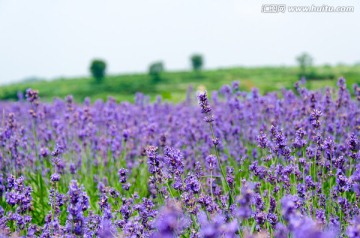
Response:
[0,65,359,103]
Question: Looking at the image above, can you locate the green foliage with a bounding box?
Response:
[190,54,204,71]
[90,59,107,83]
[1,146,151,228]
[296,52,313,77]
[0,65,359,103]
[149,61,164,82]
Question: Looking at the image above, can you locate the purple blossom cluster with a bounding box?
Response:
[0,79,359,237]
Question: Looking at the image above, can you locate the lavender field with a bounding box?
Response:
[0,79,359,237]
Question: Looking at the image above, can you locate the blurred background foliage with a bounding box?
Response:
[0,54,359,103]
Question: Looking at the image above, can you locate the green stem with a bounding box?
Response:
[209,123,233,207]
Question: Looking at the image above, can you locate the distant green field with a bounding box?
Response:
[0,65,359,103]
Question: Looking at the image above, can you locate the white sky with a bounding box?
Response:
[0,0,359,84]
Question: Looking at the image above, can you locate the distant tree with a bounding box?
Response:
[190,54,204,71]
[149,61,164,82]
[323,64,332,69]
[296,53,313,76]
[90,59,106,83]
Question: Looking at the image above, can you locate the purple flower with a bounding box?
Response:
[50,173,60,182]
[291,216,336,238]
[281,195,299,221]
[309,109,322,129]
[151,201,187,238]
[347,133,359,152]
[66,180,89,236]
[347,216,360,238]
[198,91,215,123]
[274,223,288,238]
[316,209,326,225]
[205,155,217,170]
[184,174,201,194]
[25,88,39,103]
[198,212,237,238]
[256,131,269,149]
[267,213,278,227]
[118,168,128,183]
[226,167,235,188]
[236,183,253,219]
[146,146,161,174]
[164,147,184,174]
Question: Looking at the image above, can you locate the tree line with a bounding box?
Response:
[90,53,318,83]
[89,54,204,83]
